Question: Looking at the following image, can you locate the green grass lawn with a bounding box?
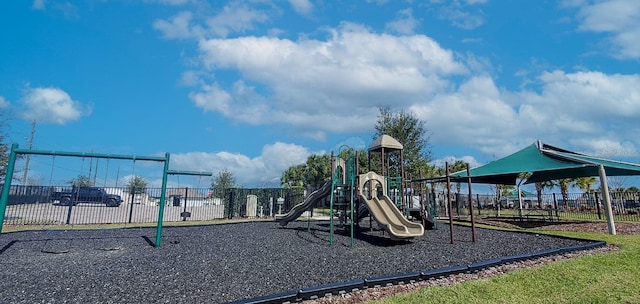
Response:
[376,230,640,304]
[312,207,332,216]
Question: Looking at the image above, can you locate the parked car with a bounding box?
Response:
[624,200,640,208]
[51,187,122,207]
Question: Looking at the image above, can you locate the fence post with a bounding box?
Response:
[128,191,136,223]
[227,189,235,219]
[182,187,189,221]
[65,188,77,225]
[553,193,559,218]
[595,192,602,220]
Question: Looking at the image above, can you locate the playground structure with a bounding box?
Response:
[0,144,211,247]
[277,135,434,245]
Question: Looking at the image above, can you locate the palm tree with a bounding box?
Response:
[450,160,468,197]
[535,180,555,207]
[280,164,305,188]
[500,184,515,207]
[575,176,597,194]
[425,164,444,188]
[557,178,576,207]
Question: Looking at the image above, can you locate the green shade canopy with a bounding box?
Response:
[422,141,640,185]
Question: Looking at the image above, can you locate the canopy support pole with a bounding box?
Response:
[466,164,477,242]
[597,164,616,235]
[517,184,523,219]
[445,162,454,244]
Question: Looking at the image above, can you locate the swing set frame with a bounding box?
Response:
[0,143,211,247]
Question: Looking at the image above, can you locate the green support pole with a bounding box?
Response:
[307,197,311,232]
[348,152,355,248]
[0,144,18,236]
[154,153,171,248]
[329,175,336,247]
[349,176,354,248]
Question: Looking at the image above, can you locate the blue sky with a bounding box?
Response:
[1,0,640,189]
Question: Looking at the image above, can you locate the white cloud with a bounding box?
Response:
[188,82,233,115]
[32,0,46,10]
[53,2,78,18]
[411,76,524,156]
[466,0,487,4]
[514,70,640,157]
[572,0,640,59]
[522,70,640,122]
[438,6,485,30]
[153,11,203,39]
[0,96,9,108]
[570,138,638,158]
[192,23,467,139]
[145,0,190,5]
[407,69,640,159]
[431,0,488,30]
[179,70,202,86]
[288,0,313,16]
[205,2,269,38]
[560,0,588,8]
[154,2,640,163]
[167,142,313,186]
[20,87,91,124]
[386,8,420,35]
[154,2,270,39]
[366,0,389,4]
[432,155,481,169]
[461,37,482,43]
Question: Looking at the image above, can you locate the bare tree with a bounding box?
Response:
[607,176,627,192]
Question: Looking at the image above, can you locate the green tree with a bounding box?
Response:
[557,178,575,206]
[126,175,148,194]
[449,160,468,196]
[373,106,432,178]
[337,148,368,175]
[210,169,236,198]
[626,186,640,193]
[304,154,331,188]
[68,175,94,187]
[575,176,597,194]
[281,164,305,188]
[280,148,368,189]
[535,180,555,207]
[500,184,515,197]
[420,164,445,192]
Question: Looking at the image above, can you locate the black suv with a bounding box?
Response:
[52,187,123,207]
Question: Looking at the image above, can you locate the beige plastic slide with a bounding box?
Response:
[358,172,424,239]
